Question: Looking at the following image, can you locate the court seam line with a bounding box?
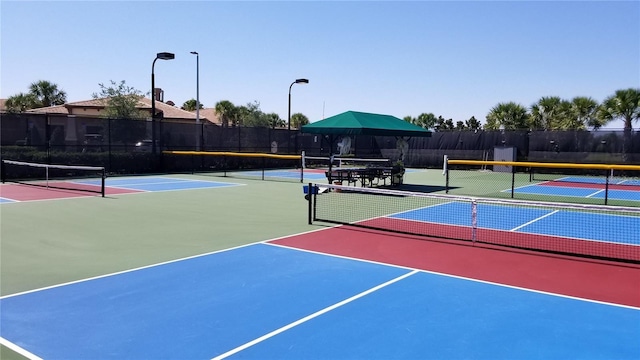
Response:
[267,242,640,310]
[0,228,333,299]
[510,210,559,231]
[210,269,420,360]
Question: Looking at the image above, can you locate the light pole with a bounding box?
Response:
[190,51,200,151]
[288,78,309,154]
[151,52,175,155]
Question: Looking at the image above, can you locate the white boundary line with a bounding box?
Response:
[210,270,420,360]
[0,337,43,360]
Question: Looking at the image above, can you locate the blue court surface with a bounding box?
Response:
[1,243,638,359]
[77,176,242,192]
[509,183,640,201]
[390,201,640,246]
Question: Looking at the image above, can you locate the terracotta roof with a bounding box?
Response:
[0,98,6,112]
[64,98,109,108]
[23,97,218,124]
[25,104,69,114]
[197,108,221,125]
[136,97,198,120]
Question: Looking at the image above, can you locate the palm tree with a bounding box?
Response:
[530,96,570,130]
[570,96,600,130]
[214,100,236,127]
[29,80,67,107]
[5,92,37,112]
[291,113,309,129]
[181,99,203,111]
[266,113,285,128]
[598,88,640,160]
[485,102,530,130]
[598,88,640,130]
[403,115,415,124]
[416,113,437,130]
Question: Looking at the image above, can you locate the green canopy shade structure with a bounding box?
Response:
[301,111,432,137]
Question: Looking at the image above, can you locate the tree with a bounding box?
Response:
[214,100,236,127]
[29,80,67,107]
[598,88,640,161]
[598,88,640,130]
[530,96,571,130]
[403,115,415,123]
[92,80,147,144]
[465,116,482,130]
[570,96,600,130]
[5,80,66,111]
[181,99,204,111]
[266,113,285,128]
[5,92,37,113]
[238,101,270,127]
[93,80,146,120]
[485,102,530,130]
[416,113,437,129]
[291,113,309,129]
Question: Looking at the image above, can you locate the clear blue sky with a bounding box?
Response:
[1,1,638,129]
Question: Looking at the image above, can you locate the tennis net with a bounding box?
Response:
[307,183,640,264]
[445,159,640,206]
[303,155,391,169]
[163,151,304,182]
[1,160,106,197]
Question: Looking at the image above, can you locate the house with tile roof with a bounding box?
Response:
[24,96,219,122]
[1,92,221,148]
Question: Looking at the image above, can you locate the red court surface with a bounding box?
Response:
[272,226,640,308]
[0,183,140,202]
[543,180,640,191]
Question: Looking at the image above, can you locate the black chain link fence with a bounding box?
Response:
[2,113,639,175]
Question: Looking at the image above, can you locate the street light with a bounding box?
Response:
[190,51,200,151]
[288,78,309,154]
[151,52,175,155]
[288,78,309,131]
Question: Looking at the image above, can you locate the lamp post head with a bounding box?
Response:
[295,78,309,84]
[156,52,175,60]
[190,51,198,55]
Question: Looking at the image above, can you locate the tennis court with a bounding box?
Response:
[0,176,242,203]
[1,170,639,359]
[511,182,640,202]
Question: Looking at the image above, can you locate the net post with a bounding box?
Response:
[1,160,5,184]
[471,199,477,243]
[307,182,313,224]
[101,167,106,198]
[604,168,610,205]
[444,155,449,193]
[300,151,305,183]
[511,165,516,198]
